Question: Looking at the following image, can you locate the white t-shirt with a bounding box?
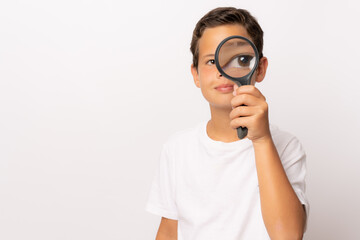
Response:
[145,121,309,239]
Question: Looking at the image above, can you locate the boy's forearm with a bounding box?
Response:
[156,232,177,240]
[252,136,305,240]
[156,217,178,240]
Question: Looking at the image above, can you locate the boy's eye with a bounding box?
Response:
[236,55,253,67]
[206,59,215,65]
[223,55,254,69]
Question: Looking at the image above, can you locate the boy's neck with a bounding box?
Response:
[206,106,245,143]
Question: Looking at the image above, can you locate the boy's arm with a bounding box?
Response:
[252,137,306,240]
[230,85,306,239]
[156,217,178,240]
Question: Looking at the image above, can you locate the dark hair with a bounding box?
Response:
[190,7,264,69]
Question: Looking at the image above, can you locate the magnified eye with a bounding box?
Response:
[229,55,253,68]
[236,55,253,67]
[222,54,254,70]
[220,54,255,77]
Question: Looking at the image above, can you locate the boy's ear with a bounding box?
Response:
[191,64,200,88]
[254,57,268,83]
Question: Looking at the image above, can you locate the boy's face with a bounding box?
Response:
[191,24,267,110]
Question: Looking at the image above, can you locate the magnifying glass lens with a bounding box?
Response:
[218,38,256,78]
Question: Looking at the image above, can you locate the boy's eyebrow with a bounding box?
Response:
[223,40,249,48]
[202,54,215,59]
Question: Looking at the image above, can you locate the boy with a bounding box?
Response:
[146,7,309,240]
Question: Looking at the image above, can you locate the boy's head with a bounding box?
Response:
[190,7,268,110]
[190,7,264,70]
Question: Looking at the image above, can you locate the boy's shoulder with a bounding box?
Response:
[270,124,305,158]
[270,124,298,143]
[163,122,203,147]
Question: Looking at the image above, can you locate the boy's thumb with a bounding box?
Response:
[233,84,239,96]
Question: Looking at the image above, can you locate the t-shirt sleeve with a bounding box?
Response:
[280,136,310,229]
[145,143,178,220]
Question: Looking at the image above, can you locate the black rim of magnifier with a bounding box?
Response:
[215,35,260,85]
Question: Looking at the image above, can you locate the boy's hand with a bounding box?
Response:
[229,85,271,143]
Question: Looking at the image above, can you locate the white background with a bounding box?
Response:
[1,0,359,239]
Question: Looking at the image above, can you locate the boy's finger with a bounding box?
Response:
[231,93,264,108]
[230,116,251,129]
[229,105,257,119]
[235,85,266,100]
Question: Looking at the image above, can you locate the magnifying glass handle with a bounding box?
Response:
[235,81,248,140]
[237,125,248,139]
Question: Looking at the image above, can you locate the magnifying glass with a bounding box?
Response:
[215,35,260,139]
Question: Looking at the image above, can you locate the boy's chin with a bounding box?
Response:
[203,95,233,110]
[209,102,233,111]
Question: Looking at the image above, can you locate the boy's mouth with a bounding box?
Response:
[215,84,234,93]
